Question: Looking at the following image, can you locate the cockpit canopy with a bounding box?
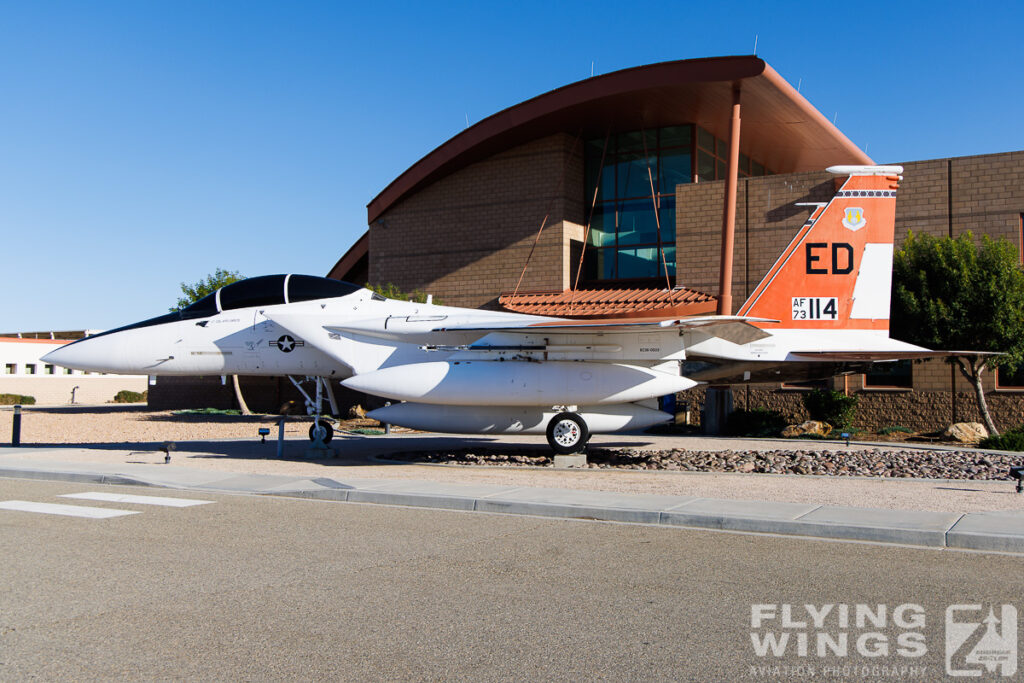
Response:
[71,275,363,345]
[181,275,361,319]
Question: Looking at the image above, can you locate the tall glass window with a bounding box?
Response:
[695,125,769,182]
[582,125,770,286]
[582,126,689,285]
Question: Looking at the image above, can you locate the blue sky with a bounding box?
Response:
[3,0,1022,330]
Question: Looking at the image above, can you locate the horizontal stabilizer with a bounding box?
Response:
[690,321,772,345]
[788,350,996,362]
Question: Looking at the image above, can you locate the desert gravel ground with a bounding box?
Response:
[1,404,1023,513]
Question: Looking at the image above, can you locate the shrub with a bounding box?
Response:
[802,389,858,430]
[725,408,788,437]
[365,282,437,304]
[979,426,1024,451]
[879,425,914,435]
[0,394,36,405]
[113,390,147,403]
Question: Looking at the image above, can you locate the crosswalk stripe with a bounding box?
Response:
[0,500,139,519]
[59,492,214,508]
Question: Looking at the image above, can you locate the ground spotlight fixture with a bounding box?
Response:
[1010,466,1024,494]
[162,441,176,464]
[258,427,270,443]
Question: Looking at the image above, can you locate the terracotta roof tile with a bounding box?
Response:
[499,287,718,318]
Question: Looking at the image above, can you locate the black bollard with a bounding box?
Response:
[12,405,21,446]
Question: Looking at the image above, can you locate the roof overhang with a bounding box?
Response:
[368,55,872,223]
[327,230,368,281]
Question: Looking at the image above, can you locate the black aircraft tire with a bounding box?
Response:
[309,421,334,444]
[546,412,588,455]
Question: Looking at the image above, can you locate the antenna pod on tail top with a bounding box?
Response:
[826,165,903,177]
[736,167,901,331]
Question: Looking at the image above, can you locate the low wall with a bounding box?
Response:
[684,386,1024,434]
[0,376,149,406]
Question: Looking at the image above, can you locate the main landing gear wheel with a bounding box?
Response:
[546,412,589,455]
[309,421,334,444]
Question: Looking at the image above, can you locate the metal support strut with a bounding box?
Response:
[287,376,335,444]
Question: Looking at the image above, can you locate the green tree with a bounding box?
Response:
[891,231,1024,435]
[172,269,251,414]
[802,389,858,430]
[365,282,436,304]
[172,268,244,312]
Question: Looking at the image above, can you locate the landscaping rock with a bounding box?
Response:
[781,420,832,438]
[944,422,988,444]
[389,445,1018,480]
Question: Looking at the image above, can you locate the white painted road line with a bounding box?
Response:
[0,500,140,519]
[59,492,214,508]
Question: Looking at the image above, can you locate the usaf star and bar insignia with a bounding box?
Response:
[270,335,305,353]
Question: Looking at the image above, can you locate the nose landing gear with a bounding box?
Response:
[308,420,334,444]
[287,375,338,444]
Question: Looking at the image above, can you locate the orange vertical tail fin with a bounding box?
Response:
[736,165,902,331]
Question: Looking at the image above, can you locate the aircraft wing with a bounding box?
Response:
[432,315,778,345]
[264,311,778,366]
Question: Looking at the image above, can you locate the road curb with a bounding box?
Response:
[1,464,1021,553]
[0,468,155,489]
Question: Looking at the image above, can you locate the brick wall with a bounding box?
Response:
[697,383,1024,434]
[370,134,585,308]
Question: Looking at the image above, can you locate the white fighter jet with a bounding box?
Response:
[44,165,935,453]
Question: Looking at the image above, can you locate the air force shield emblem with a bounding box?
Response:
[842,207,867,231]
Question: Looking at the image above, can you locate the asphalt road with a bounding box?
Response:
[1,478,1021,681]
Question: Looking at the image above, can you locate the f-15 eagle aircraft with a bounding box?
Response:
[45,165,936,453]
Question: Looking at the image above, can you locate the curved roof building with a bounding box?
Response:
[331,56,871,317]
[367,56,870,224]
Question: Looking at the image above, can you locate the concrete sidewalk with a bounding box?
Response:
[0,453,1021,553]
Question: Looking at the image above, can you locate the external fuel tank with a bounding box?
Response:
[342,360,695,406]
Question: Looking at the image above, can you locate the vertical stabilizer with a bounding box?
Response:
[736,165,902,331]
